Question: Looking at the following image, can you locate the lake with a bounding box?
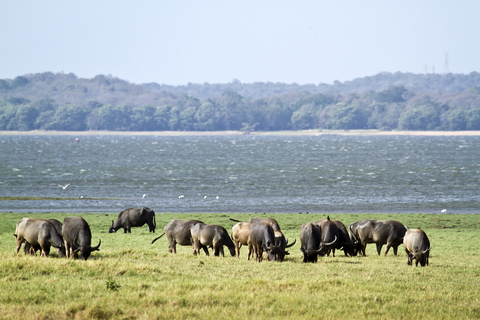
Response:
[1,133,479,214]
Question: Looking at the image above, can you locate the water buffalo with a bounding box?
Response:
[231,222,254,259]
[23,219,66,257]
[300,222,324,263]
[190,223,236,257]
[248,223,280,262]
[151,219,205,255]
[62,216,101,260]
[233,217,296,261]
[403,228,431,266]
[14,218,65,257]
[348,220,363,255]
[110,207,156,233]
[313,217,339,256]
[315,218,355,257]
[352,219,407,256]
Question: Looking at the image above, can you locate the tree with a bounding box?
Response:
[130,106,157,131]
[466,109,480,130]
[194,102,219,131]
[398,107,440,130]
[291,103,316,129]
[325,103,368,129]
[48,104,88,130]
[153,105,171,130]
[97,104,131,130]
[15,105,39,130]
[179,106,198,130]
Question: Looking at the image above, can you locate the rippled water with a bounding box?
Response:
[1,134,479,214]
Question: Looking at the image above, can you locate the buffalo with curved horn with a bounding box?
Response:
[62,216,101,260]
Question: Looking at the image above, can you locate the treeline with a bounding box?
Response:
[1,72,480,131]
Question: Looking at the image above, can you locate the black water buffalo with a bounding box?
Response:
[351,219,407,256]
[233,217,296,261]
[190,223,236,257]
[300,222,324,263]
[403,228,431,267]
[348,220,363,255]
[151,219,205,254]
[248,223,280,262]
[110,207,156,233]
[313,217,339,256]
[231,222,254,259]
[62,216,101,260]
[316,218,356,257]
[14,218,65,257]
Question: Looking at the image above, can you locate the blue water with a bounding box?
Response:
[1,134,479,214]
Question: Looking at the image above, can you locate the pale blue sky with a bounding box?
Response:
[1,1,479,85]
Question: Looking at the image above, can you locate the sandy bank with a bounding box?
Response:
[1,129,480,136]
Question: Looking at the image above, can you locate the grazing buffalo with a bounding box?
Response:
[403,229,431,267]
[300,223,324,263]
[23,219,66,257]
[232,217,296,261]
[190,223,236,257]
[231,222,254,259]
[333,220,356,257]
[151,219,205,254]
[14,218,65,257]
[315,218,356,257]
[352,220,407,256]
[348,221,363,255]
[110,207,156,233]
[248,223,280,262]
[62,216,101,260]
[313,217,339,256]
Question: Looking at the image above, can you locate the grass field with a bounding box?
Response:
[1,212,479,319]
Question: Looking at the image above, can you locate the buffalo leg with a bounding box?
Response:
[377,243,384,255]
[392,245,398,256]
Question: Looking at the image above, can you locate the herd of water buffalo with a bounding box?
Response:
[14,207,432,267]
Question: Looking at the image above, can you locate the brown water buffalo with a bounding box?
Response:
[232,217,296,261]
[190,223,236,257]
[23,219,66,257]
[110,207,156,233]
[353,219,407,256]
[248,223,280,262]
[300,222,324,263]
[151,219,205,255]
[62,216,101,260]
[313,217,339,256]
[403,228,431,266]
[14,218,65,257]
[231,222,254,259]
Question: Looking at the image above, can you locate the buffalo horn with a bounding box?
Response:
[90,239,101,251]
[285,238,296,248]
[324,235,337,247]
[423,247,432,254]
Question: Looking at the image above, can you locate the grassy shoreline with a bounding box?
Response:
[1,212,479,319]
[2,129,480,136]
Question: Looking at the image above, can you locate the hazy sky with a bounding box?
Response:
[1,1,479,85]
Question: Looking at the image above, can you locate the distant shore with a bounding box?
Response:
[1,129,480,136]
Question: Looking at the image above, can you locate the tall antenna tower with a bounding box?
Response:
[444,52,450,74]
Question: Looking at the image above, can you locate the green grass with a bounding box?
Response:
[0,197,110,201]
[1,212,479,319]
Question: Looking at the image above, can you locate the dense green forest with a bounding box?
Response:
[1,71,480,131]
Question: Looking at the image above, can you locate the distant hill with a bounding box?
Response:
[1,71,479,132]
